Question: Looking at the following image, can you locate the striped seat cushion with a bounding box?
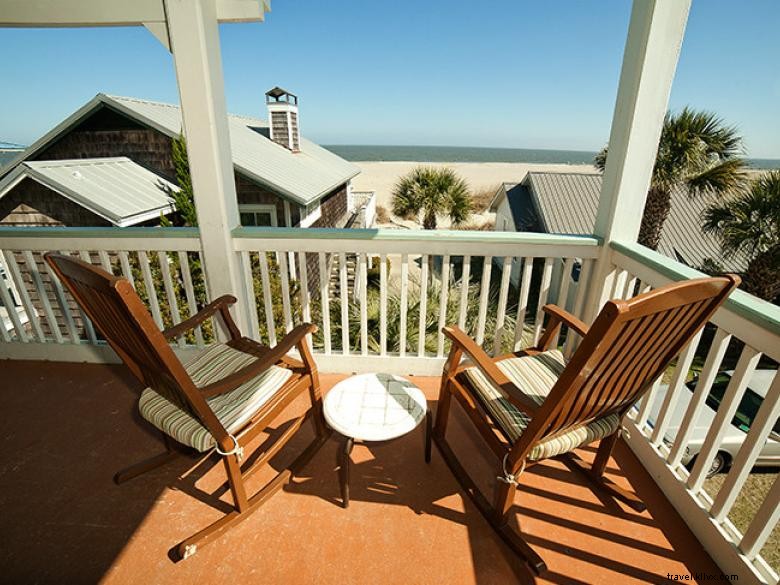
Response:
[461,349,620,461]
[138,342,293,452]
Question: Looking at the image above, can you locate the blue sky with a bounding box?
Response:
[2,0,779,157]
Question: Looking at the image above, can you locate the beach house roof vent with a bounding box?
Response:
[265,86,300,152]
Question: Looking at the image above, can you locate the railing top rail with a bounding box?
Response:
[233,226,601,246]
[611,240,780,339]
[0,227,202,252]
[0,226,200,239]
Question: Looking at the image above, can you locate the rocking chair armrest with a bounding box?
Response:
[199,323,318,399]
[535,304,589,351]
[162,295,239,340]
[443,325,538,416]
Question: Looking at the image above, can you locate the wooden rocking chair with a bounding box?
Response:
[45,253,329,560]
[433,274,740,574]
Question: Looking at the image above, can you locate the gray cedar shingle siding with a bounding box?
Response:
[270,111,291,150]
[0,178,110,227]
[36,128,176,182]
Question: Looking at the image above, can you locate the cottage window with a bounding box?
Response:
[239,204,278,227]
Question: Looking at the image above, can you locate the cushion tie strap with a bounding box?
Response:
[215,434,244,461]
[497,453,525,486]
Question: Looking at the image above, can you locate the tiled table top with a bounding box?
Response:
[323,373,427,441]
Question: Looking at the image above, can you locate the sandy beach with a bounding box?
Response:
[350,161,596,227]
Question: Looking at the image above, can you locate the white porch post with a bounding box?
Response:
[583,0,691,321]
[163,0,250,335]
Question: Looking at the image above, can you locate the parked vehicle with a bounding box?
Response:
[646,370,779,477]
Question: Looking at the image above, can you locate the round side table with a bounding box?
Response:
[322,372,431,508]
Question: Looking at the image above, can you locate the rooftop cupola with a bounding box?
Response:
[265,86,300,152]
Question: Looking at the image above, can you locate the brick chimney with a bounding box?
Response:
[265,86,300,152]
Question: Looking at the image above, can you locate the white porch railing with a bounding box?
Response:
[0,227,208,362]
[0,225,777,584]
[233,226,598,375]
[608,240,780,585]
[348,190,376,228]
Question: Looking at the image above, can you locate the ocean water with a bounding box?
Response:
[324,145,598,165]
[324,144,780,169]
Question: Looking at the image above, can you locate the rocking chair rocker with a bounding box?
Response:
[45,253,329,560]
[433,274,740,574]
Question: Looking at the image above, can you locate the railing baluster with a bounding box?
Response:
[137,251,163,331]
[196,250,219,337]
[738,473,780,560]
[550,257,575,349]
[278,251,293,335]
[492,256,512,355]
[399,253,409,357]
[240,251,261,342]
[2,250,44,342]
[563,258,591,358]
[73,251,99,344]
[156,250,184,347]
[710,370,780,522]
[0,252,27,342]
[513,257,533,350]
[532,258,553,346]
[418,254,428,357]
[650,331,702,446]
[635,376,662,429]
[339,252,349,355]
[258,252,276,347]
[0,303,10,342]
[44,253,79,344]
[380,253,388,357]
[436,254,450,357]
[118,251,136,290]
[318,252,331,355]
[475,255,492,346]
[97,250,113,274]
[687,346,762,493]
[178,251,204,348]
[667,327,731,467]
[23,250,62,343]
[457,255,470,330]
[298,251,311,325]
[359,252,368,356]
[623,275,638,299]
[610,268,628,300]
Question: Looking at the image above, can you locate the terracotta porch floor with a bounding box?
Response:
[0,360,719,584]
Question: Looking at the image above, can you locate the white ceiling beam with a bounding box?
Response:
[164,0,250,337]
[0,0,265,27]
[583,0,692,321]
[143,22,171,50]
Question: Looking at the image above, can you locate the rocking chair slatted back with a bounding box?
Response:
[514,275,739,460]
[44,253,230,442]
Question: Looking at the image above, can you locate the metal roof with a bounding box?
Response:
[0,157,176,227]
[101,94,357,205]
[514,171,748,271]
[1,93,360,207]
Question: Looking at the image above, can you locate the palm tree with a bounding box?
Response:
[595,108,748,250]
[703,171,780,301]
[391,166,472,229]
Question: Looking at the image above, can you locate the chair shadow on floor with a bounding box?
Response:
[266,397,692,585]
[3,356,705,585]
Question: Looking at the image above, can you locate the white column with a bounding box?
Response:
[163,0,250,335]
[583,0,691,321]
